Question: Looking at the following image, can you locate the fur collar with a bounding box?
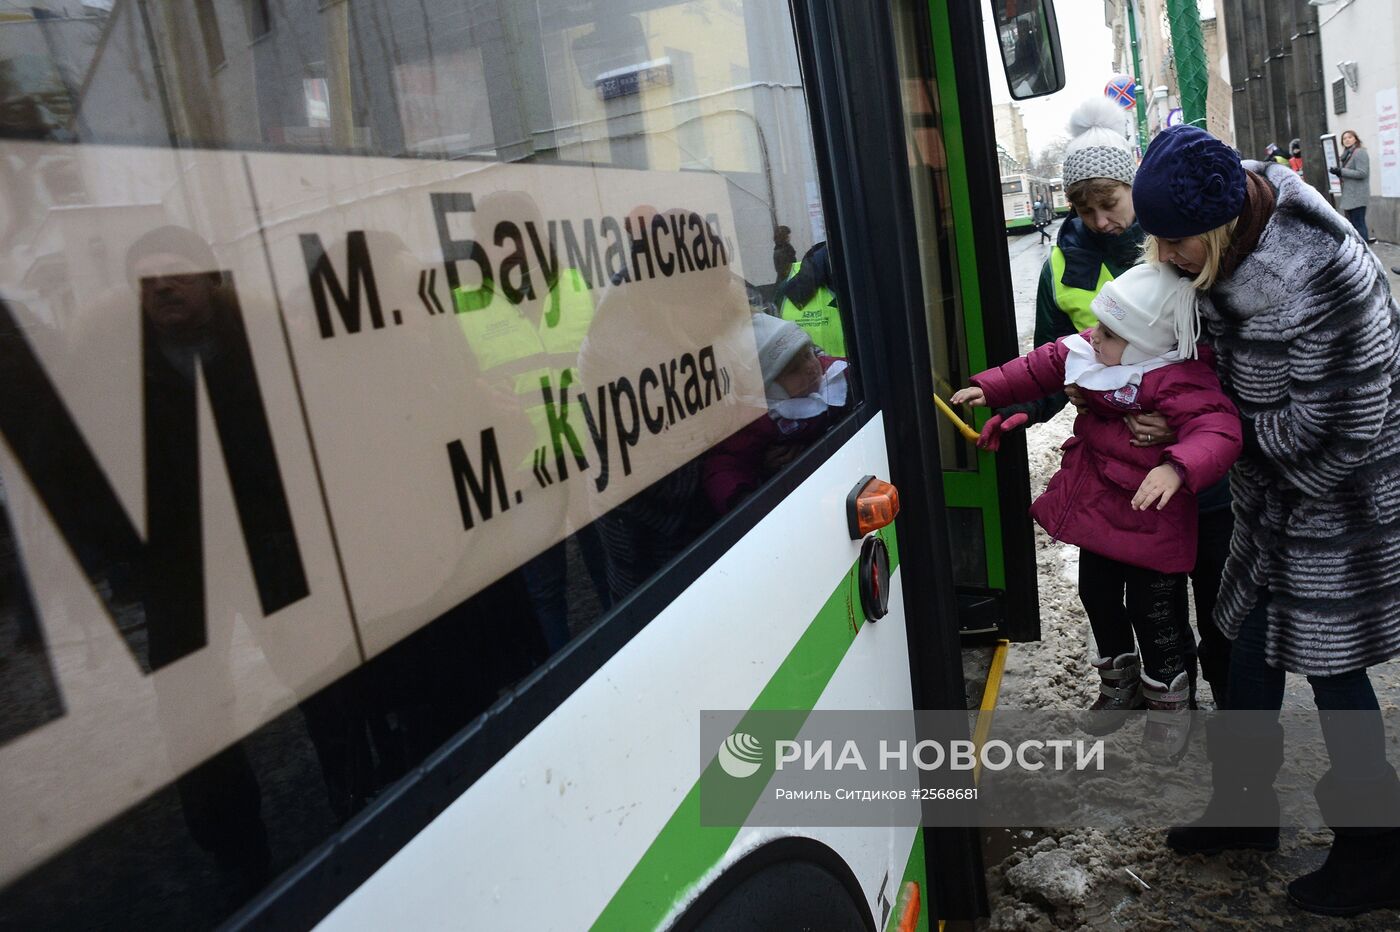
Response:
[1203,160,1358,333]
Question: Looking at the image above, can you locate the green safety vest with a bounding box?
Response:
[779,260,846,357]
[454,267,595,463]
[1050,246,1115,332]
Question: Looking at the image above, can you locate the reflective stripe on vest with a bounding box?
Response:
[778,260,846,357]
[454,269,596,464]
[1050,246,1114,333]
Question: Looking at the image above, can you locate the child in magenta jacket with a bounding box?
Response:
[953,264,1242,752]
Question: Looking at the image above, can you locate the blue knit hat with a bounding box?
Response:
[1132,126,1247,238]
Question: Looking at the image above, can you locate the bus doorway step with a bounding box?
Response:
[956,586,1004,644]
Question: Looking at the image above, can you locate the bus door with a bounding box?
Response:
[896,0,1060,648]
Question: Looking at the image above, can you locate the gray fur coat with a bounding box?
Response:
[1200,160,1400,675]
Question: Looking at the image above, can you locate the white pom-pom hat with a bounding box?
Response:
[1091,264,1200,361]
[1062,97,1137,188]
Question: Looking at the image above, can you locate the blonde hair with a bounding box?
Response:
[1143,219,1238,290]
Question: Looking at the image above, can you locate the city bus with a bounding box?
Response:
[1049,178,1070,216]
[0,0,1057,928]
[1000,171,1052,232]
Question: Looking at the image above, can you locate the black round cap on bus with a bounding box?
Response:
[858,535,890,623]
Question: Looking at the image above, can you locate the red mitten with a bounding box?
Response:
[976,411,1029,452]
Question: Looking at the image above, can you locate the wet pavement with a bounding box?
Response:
[1003,222,1062,347]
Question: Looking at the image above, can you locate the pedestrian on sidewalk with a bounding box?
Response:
[953,264,1242,759]
[1137,124,1400,918]
[1331,129,1375,243]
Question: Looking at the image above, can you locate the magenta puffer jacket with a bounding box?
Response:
[972,335,1242,573]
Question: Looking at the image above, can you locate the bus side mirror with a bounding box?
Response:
[991,0,1066,101]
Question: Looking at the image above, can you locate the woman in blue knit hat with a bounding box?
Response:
[1133,124,1400,917]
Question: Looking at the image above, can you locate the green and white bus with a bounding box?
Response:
[1000,172,1053,232]
[0,0,1060,928]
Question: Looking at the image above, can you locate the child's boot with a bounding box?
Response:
[1080,653,1144,735]
[1141,670,1191,760]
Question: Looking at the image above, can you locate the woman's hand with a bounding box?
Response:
[950,386,985,407]
[1132,463,1183,511]
[1065,385,1089,414]
[1125,411,1177,447]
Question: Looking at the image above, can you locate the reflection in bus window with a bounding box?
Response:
[0,1,859,926]
[702,313,852,514]
[895,33,972,473]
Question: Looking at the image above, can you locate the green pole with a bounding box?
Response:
[1123,0,1149,151]
[1166,0,1209,128]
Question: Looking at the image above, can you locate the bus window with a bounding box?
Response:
[0,1,858,926]
[895,34,972,476]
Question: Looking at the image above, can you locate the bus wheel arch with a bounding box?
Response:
[669,836,876,932]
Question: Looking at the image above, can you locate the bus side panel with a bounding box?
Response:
[317,418,915,932]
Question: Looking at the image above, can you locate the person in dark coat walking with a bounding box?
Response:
[1032,198,1053,243]
[772,225,796,284]
[1331,129,1374,243]
[1137,125,1400,917]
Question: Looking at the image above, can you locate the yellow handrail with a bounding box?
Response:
[932,393,980,444]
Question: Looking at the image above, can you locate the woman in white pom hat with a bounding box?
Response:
[978,98,1145,451]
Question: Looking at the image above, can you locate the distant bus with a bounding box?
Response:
[1049,179,1070,216]
[1001,172,1052,232]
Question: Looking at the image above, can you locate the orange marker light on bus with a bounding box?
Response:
[846,475,900,540]
[896,880,921,932]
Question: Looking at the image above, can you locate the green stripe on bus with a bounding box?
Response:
[589,526,901,931]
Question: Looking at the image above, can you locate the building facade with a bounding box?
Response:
[992,101,1031,169]
[1104,0,1235,151]
[1316,0,1400,241]
[1217,0,1330,197]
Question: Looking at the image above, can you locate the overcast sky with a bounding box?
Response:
[983,1,1123,156]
